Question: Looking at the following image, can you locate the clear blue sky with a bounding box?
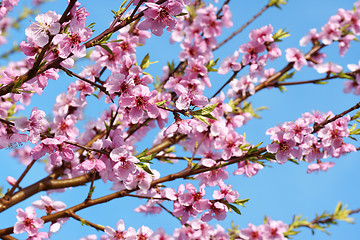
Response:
[1,0,360,239]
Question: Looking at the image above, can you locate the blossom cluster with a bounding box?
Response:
[1,0,360,239]
[239,218,288,240]
[266,111,356,173]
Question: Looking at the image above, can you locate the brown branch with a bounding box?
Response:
[3,160,36,200]
[313,101,360,133]
[211,70,239,99]
[0,147,267,236]
[234,44,325,106]
[66,210,105,232]
[58,66,109,95]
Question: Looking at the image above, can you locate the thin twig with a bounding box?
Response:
[3,160,36,201]
[66,210,105,231]
[214,4,271,51]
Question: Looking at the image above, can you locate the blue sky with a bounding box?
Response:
[1,0,360,239]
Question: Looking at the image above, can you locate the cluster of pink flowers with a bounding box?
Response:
[266,111,356,173]
[219,25,282,98]
[1,0,360,239]
[239,218,288,240]
[81,218,230,240]
[0,0,18,20]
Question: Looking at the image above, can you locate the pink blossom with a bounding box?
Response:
[32,195,66,214]
[14,206,44,236]
[218,51,241,75]
[314,62,343,74]
[76,155,106,173]
[299,28,319,46]
[233,161,263,177]
[239,223,265,240]
[52,27,92,58]
[307,161,335,173]
[285,48,307,71]
[338,34,355,57]
[26,232,48,240]
[136,226,153,240]
[214,132,245,160]
[110,147,139,181]
[25,11,61,47]
[15,107,49,144]
[6,176,17,186]
[70,6,90,32]
[119,85,159,124]
[212,181,239,203]
[138,1,183,36]
[201,201,228,222]
[319,22,342,45]
[262,218,288,240]
[266,132,301,164]
[134,200,162,215]
[104,219,137,240]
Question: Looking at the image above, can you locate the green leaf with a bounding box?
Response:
[233,198,250,207]
[138,153,156,163]
[349,123,357,132]
[313,81,328,85]
[156,100,167,106]
[338,72,354,80]
[80,218,89,226]
[140,53,150,69]
[135,162,154,175]
[136,148,149,159]
[99,44,113,56]
[193,115,210,125]
[206,58,219,72]
[225,202,242,215]
[273,28,290,41]
[278,85,287,92]
[262,152,276,160]
[269,0,288,8]
[192,103,218,116]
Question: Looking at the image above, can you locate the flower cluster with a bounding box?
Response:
[266,111,356,172]
[239,218,288,240]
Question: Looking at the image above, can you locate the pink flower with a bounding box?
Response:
[76,155,106,173]
[119,85,159,124]
[25,11,61,47]
[307,161,335,173]
[214,132,245,160]
[32,195,66,214]
[239,223,265,240]
[138,1,183,36]
[6,176,17,186]
[299,28,319,46]
[14,206,44,236]
[52,27,92,58]
[266,132,301,164]
[285,48,307,71]
[233,161,263,177]
[218,51,241,75]
[136,226,153,240]
[104,219,137,240]
[212,181,239,203]
[26,232,48,240]
[201,201,228,222]
[110,147,139,181]
[15,107,49,144]
[314,62,343,74]
[262,218,288,240]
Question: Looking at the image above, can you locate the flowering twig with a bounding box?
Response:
[213,4,271,51]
